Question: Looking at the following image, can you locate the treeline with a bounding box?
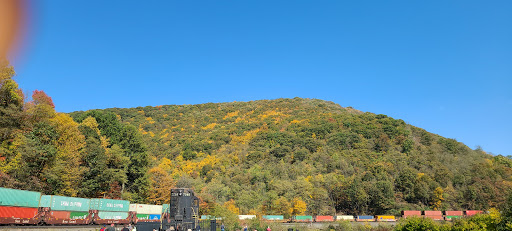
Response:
[2,60,512,216]
[0,61,148,202]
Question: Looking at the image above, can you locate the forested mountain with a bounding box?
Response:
[72,98,512,216]
[1,61,511,217]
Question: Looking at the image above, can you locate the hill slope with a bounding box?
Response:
[71,98,512,216]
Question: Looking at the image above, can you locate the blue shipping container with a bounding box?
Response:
[357,215,374,219]
[149,214,161,220]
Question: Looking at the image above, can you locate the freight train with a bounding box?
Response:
[0,187,201,230]
[209,210,484,223]
[0,186,484,228]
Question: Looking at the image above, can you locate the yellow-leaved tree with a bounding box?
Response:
[292,197,307,215]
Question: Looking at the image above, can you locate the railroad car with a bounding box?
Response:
[401,210,421,219]
[465,210,483,216]
[314,216,334,222]
[239,215,256,220]
[335,215,355,221]
[262,215,284,222]
[356,215,375,222]
[376,215,395,222]
[444,211,463,221]
[293,215,313,222]
[0,188,43,225]
[423,211,443,221]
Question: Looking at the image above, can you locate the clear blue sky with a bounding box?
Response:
[10,1,512,156]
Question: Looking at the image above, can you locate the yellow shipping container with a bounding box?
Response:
[376,215,396,221]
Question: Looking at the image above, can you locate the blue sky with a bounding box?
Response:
[10,1,512,156]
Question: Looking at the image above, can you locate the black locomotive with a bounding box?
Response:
[162,188,200,231]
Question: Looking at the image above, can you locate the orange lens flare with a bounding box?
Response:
[0,0,25,59]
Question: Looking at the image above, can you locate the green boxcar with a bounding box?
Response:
[90,199,129,212]
[137,214,150,220]
[70,211,89,219]
[97,211,129,220]
[0,187,41,208]
[162,204,170,213]
[39,195,90,212]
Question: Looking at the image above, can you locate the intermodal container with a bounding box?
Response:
[132,204,162,214]
[465,210,483,216]
[129,204,137,212]
[70,211,89,219]
[425,215,444,221]
[137,214,150,220]
[402,211,422,218]
[97,211,129,220]
[262,215,284,221]
[315,216,334,222]
[149,214,161,220]
[445,216,463,221]
[376,215,396,221]
[445,211,463,216]
[201,215,214,220]
[0,206,38,218]
[238,215,256,220]
[0,188,41,208]
[424,211,442,216]
[294,215,313,222]
[90,199,129,212]
[39,195,90,212]
[162,204,170,213]
[356,215,375,221]
[335,215,355,221]
[49,211,70,219]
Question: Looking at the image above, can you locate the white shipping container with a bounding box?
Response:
[238,215,256,220]
[336,215,355,220]
[134,204,163,214]
[129,204,137,212]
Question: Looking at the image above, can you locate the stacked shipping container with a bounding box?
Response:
[444,211,463,221]
[39,195,91,224]
[90,198,130,224]
[0,188,42,224]
[130,204,162,223]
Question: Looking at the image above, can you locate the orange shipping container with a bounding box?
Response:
[465,210,483,216]
[0,206,38,219]
[445,211,463,216]
[402,211,421,218]
[315,216,334,222]
[424,211,442,216]
[49,211,70,219]
[425,215,444,220]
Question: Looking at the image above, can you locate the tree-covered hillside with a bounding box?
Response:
[72,98,512,216]
[2,60,511,217]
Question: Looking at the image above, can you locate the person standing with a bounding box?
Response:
[106,224,116,231]
[221,223,225,231]
[121,224,130,231]
[266,226,271,231]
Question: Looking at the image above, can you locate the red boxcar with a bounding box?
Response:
[315,216,334,222]
[465,210,483,216]
[401,211,421,218]
[0,206,42,224]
